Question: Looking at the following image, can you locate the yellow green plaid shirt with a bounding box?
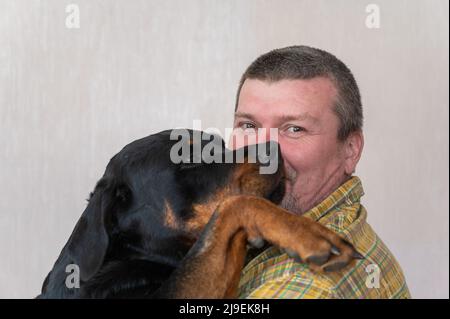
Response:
[238,176,411,299]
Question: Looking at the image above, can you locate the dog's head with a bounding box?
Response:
[58,129,285,283]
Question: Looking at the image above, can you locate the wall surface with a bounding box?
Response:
[0,0,448,298]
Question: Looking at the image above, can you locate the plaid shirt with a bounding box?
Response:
[238,176,411,299]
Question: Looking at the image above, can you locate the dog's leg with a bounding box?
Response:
[222,229,248,298]
[153,195,362,299]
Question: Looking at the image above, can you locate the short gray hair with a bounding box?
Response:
[235,45,363,140]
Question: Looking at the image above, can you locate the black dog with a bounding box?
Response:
[38,129,361,298]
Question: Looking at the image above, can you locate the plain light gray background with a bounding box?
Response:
[0,0,448,298]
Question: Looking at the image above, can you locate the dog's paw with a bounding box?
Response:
[268,215,364,272]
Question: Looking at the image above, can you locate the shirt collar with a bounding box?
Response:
[303,176,364,222]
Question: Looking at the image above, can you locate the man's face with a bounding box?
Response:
[232,77,349,214]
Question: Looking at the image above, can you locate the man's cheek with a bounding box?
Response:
[280,147,304,172]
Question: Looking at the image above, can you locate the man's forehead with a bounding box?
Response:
[239,78,337,100]
[236,78,337,123]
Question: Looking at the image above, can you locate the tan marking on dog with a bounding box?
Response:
[231,161,270,196]
[163,200,179,229]
[184,161,274,235]
[187,186,232,236]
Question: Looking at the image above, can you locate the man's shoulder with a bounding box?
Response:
[239,206,411,299]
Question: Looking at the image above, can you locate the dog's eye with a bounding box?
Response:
[115,184,132,203]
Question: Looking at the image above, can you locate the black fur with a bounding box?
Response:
[37,129,282,298]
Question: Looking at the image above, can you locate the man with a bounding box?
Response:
[231,45,411,298]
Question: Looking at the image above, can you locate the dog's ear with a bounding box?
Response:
[65,178,130,282]
[66,187,109,282]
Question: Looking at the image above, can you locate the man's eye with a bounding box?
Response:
[287,126,305,133]
[240,122,257,132]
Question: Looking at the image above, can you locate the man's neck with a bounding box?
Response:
[299,174,351,214]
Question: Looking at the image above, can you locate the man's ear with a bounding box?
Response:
[343,130,364,175]
[65,178,131,282]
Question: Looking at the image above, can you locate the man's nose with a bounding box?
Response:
[229,128,278,150]
[255,128,277,145]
